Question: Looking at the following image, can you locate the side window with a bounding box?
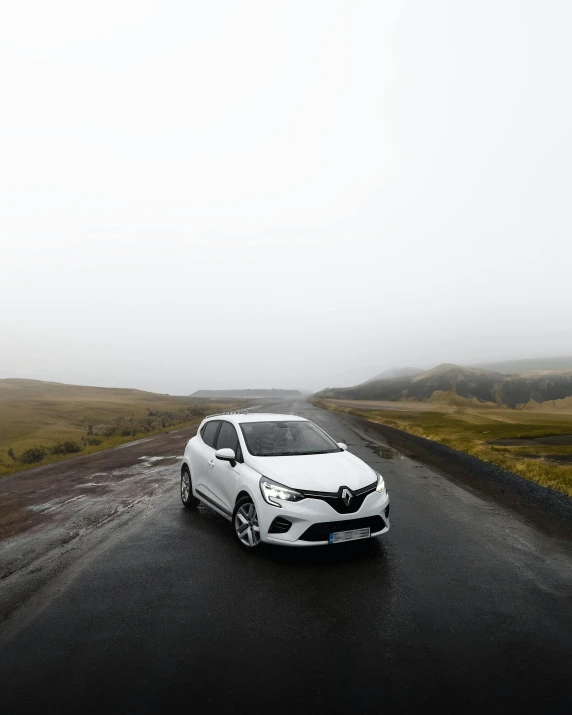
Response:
[216,421,239,454]
[201,420,221,448]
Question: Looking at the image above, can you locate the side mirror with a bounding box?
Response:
[338,442,348,451]
[215,448,236,465]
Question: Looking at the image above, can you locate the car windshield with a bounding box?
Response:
[240,420,342,457]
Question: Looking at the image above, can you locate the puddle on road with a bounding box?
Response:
[29,494,88,514]
[138,456,179,462]
[76,482,112,488]
[365,442,403,459]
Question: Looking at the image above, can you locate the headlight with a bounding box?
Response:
[259,477,305,507]
[375,471,386,493]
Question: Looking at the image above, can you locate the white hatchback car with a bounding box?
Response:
[181,412,390,548]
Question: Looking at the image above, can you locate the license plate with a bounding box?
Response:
[329,527,371,544]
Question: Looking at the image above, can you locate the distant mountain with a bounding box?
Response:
[191,388,303,399]
[365,367,421,382]
[472,356,572,374]
[315,363,572,408]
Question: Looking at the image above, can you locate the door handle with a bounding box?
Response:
[208,459,215,468]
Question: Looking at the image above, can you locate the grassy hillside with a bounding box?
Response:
[314,360,572,497]
[317,363,572,408]
[314,398,572,498]
[473,356,572,373]
[0,379,242,476]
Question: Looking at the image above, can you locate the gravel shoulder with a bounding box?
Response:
[0,425,197,625]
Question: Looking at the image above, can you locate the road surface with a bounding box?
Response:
[1,399,571,714]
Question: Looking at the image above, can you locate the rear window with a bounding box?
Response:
[201,420,220,447]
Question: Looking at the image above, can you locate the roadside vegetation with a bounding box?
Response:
[0,378,244,476]
[313,398,572,498]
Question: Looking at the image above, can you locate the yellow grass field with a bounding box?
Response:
[316,398,572,497]
[0,379,243,477]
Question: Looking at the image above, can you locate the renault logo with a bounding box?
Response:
[341,487,353,506]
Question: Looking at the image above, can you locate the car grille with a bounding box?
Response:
[268,517,292,534]
[300,481,377,514]
[300,515,385,542]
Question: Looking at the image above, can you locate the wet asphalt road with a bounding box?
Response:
[1,400,572,714]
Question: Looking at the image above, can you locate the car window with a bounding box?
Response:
[240,420,342,456]
[201,420,220,448]
[216,421,239,453]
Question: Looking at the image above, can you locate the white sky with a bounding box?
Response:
[1,0,571,394]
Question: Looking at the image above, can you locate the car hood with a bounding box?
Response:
[246,450,377,492]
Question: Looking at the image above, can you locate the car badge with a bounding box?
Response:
[341,487,353,506]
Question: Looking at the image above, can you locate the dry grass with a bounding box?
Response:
[314,398,572,498]
[0,378,244,476]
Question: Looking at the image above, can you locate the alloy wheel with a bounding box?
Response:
[234,502,260,547]
[181,471,190,502]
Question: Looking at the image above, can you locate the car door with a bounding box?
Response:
[192,420,221,502]
[211,420,242,513]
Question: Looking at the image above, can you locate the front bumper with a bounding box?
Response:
[259,490,390,546]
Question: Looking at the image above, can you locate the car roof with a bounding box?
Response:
[202,412,308,425]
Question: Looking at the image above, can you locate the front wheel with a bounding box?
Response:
[233,496,261,548]
[181,467,200,508]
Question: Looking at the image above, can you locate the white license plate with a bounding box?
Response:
[329,527,371,544]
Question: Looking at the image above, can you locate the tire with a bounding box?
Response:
[181,466,200,508]
[232,496,261,549]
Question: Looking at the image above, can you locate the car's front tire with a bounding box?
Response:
[181,466,200,508]
[232,496,261,548]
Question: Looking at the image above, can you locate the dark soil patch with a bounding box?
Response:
[488,434,572,446]
[536,435,572,445]
[545,454,572,464]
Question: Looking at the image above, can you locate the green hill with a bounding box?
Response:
[316,363,572,408]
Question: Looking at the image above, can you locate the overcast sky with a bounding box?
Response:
[1,1,571,394]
